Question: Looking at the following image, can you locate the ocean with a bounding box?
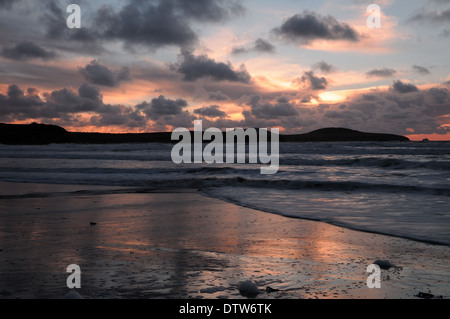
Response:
[0,141,449,246]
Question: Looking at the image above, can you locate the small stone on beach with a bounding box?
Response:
[374,260,396,270]
[237,280,261,297]
[415,291,443,299]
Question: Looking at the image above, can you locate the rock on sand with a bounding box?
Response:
[237,280,261,297]
[374,260,396,270]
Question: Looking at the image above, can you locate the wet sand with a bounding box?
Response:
[0,181,449,299]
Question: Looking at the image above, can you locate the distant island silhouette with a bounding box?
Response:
[0,122,409,145]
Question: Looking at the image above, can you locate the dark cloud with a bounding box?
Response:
[78,83,102,102]
[95,0,244,51]
[0,85,44,121]
[7,84,24,99]
[135,95,196,130]
[43,1,68,40]
[26,88,39,96]
[366,68,397,78]
[0,84,101,121]
[253,38,276,53]
[231,46,248,55]
[173,51,251,83]
[0,83,146,128]
[95,1,198,50]
[272,11,360,44]
[407,7,450,39]
[194,105,227,118]
[37,0,246,54]
[39,0,245,52]
[0,83,195,130]
[90,105,146,128]
[41,1,193,51]
[208,91,229,101]
[408,7,450,24]
[412,65,431,75]
[313,61,337,74]
[44,87,104,114]
[171,0,246,22]
[247,95,298,119]
[41,1,104,54]
[0,0,15,9]
[137,95,188,119]
[232,38,276,55]
[69,28,101,43]
[345,89,448,135]
[0,60,84,90]
[294,71,328,90]
[79,60,132,87]
[360,94,379,101]
[1,41,56,61]
[301,92,445,136]
[391,80,419,94]
[425,87,448,104]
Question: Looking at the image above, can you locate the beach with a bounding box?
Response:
[1,181,449,299]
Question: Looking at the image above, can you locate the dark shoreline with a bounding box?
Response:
[0,122,409,145]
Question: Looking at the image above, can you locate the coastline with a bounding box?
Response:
[0,123,410,145]
[0,181,449,299]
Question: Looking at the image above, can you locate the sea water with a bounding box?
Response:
[0,141,449,245]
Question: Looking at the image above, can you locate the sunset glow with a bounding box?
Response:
[0,0,449,140]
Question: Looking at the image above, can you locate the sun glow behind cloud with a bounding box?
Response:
[319,91,347,103]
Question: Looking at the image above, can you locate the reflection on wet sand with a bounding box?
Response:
[0,184,449,299]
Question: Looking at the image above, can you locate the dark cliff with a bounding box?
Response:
[0,123,410,145]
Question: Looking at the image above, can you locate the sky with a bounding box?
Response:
[0,0,450,140]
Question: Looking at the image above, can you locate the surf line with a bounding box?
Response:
[171,120,279,175]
